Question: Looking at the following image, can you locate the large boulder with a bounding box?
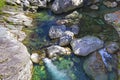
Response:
[0,27,32,80]
[70,36,104,56]
[51,0,83,14]
[83,52,108,80]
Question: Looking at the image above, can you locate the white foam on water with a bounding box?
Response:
[98,48,112,68]
[43,58,70,80]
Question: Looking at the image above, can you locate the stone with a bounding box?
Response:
[70,36,104,56]
[69,25,80,35]
[90,5,99,10]
[31,53,40,63]
[51,0,83,14]
[65,11,82,19]
[0,27,32,80]
[9,30,26,41]
[106,42,119,54]
[4,12,33,27]
[104,10,120,37]
[46,45,67,58]
[49,25,66,39]
[83,52,108,80]
[59,31,74,46]
[6,0,21,5]
[98,48,118,80]
[103,1,118,8]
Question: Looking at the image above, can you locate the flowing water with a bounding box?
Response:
[23,4,120,80]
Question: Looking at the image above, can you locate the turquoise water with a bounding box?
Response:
[23,5,120,80]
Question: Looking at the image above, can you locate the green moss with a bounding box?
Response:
[35,11,54,21]
[32,65,47,80]
[0,0,5,10]
[54,57,73,70]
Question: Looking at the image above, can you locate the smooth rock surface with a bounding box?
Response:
[0,27,32,80]
[70,36,104,56]
[83,52,108,80]
[51,0,83,14]
[31,53,40,63]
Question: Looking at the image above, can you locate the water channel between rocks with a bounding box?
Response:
[23,5,120,80]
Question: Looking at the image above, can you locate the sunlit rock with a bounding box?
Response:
[51,0,83,14]
[49,25,66,39]
[70,36,104,56]
[31,53,40,63]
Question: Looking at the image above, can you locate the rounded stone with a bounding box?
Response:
[31,53,40,63]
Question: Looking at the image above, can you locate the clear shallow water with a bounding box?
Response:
[23,5,120,80]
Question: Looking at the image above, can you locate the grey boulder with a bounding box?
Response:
[70,36,104,56]
[49,25,66,39]
[51,0,83,14]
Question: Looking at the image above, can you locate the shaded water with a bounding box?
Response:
[23,3,120,80]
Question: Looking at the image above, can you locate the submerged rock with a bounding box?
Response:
[46,45,68,58]
[83,52,108,80]
[70,36,104,56]
[103,1,117,8]
[98,48,118,80]
[106,42,119,54]
[0,27,32,80]
[49,25,66,39]
[69,25,80,35]
[104,10,120,37]
[51,0,83,14]
[90,5,99,10]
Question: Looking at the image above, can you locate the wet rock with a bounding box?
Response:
[106,42,119,54]
[90,5,99,10]
[21,0,52,10]
[65,11,82,19]
[4,12,33,27]
[70,36,104,56]
[49,25,66,39]
[31,53,40,63]
[104,10,120,37]
[51,0,83,14]
[59,31,74,46]
[103,1,117,8]
[0,27,32,80]
[6,0,21,5]
[98,48,118,80]
[57,11,82,25]
[69,25,80,35]
[83,0,100,5]
[46,45,68,58]
[83,52,108,80]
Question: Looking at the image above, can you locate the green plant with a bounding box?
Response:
[32,65,47,80]
[0,0,5,10]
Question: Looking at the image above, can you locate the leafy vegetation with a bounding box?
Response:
[32,65,47,80]
[0,0,5,10]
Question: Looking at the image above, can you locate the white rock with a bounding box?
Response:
[31,53,40,63]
